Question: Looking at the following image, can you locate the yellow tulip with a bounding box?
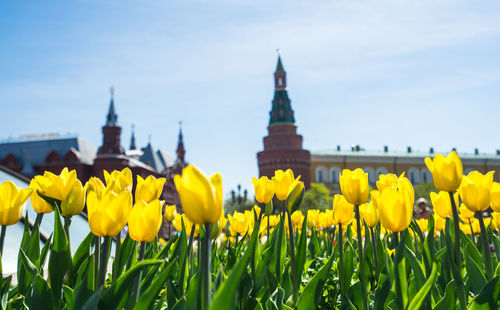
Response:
[211,211,228,239]
[490,182,500,212]
[164,205,177,222]
[174,165,222,225]
[332,194,354,226]
[460,171,495,213]
[291,211,305,229]
[87,190,132,237]
[319,211,333,229]
[459,203,475,222]
[228,212,249,236]
[376,173,399,191]
[172,213,199,237]
[29,179,53,214]
[376,175,414,233]
[86,177,106,198]
[339,168,369,205]
[416,218,428,233]
[33,168,86,216]
[359,199,379,228]
[273,169,295,201]
[103,168,132,193]
[307,209,321,229]
[434,214,446,232]
[0,181,32,226]
[492,212,500,229]
[425,151,463,192]
[430,191,457,219]
[286,178,305,213]
[136,175,166,203]
[252,176,275,204]
[128,199,164,242]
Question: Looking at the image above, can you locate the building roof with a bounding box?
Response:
[312,148,500,160]
[139,143,172,173]
[0,135,96,172]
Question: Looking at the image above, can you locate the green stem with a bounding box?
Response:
[338,224,345,299]
[34,213,44,231]
[448,192,461,265]
[469,220,475,244]
[393,232,403,310]
[287,210,299,305]
[181,224,196,292]
[64,215,71,246]
[478,213,493,280]
[267,216,270,240]
[354,204,368,310]
[112,234,121,282]
[370,226,380,281]
[94,236,100,290]
[201,223,211,310]
[99,236,110,287]
[133,242,146,304]
[0,226,6,256]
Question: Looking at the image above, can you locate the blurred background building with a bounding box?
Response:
[0,90,187,238]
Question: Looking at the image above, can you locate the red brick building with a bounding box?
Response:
[0,91,187,237]
[257,55,311,188]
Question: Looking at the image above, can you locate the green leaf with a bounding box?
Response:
[39,234,52,274]
[433,280,457,310]
[374,274,391,310]
[135,262,176,310]
[295,213,308,286]
[25,275,53,310]
[408,262,439,310]
[48,206,72,307]
[74,256,95,310]
[296,253,334,310]
[98,259,162,309]
[210,212,261,310]
[17,216,32,295]
[71,232,94,284]
[467,276,500,309]
[465,244,487,294]
[19,248,38,277]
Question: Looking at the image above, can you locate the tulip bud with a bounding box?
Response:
[265,201,273,216]
[430,191,456,219]
[359,199,379,228]
[174,165,223,225]
[252,176,275,204]
[273,169,295,201]
[0,181,32,226]
[103,168,133,193]
[331,194,354,226]
[490,182,500,212]
[128,199,164,242]
[29,179,53,214]
[87,190,132,237]
[460,171,494,213]
[425,151,463,192]
[135,175,166,203]
[285,179,305,213]
[164,205,177,222]
[339,168,369,205]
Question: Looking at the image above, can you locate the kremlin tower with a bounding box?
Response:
[257,54,311,188]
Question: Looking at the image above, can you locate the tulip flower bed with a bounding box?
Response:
[0,152,500,309]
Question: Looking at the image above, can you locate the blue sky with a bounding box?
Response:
[1,0,500,197]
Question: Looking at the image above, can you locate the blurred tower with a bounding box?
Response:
[257,54,311,188]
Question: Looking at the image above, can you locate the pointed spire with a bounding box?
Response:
[270,53,295,125]
[276,49,285,72]
[106,87,118,126]
[130,124,136,150]
[176,121,185,163]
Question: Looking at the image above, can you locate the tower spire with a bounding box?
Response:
[269,53,295,125]
[130,124,136,150]
[106,87,118,126]
[176,121,185,164]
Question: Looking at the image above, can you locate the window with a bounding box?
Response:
[331,170,338,184]
[317,170,323,182]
